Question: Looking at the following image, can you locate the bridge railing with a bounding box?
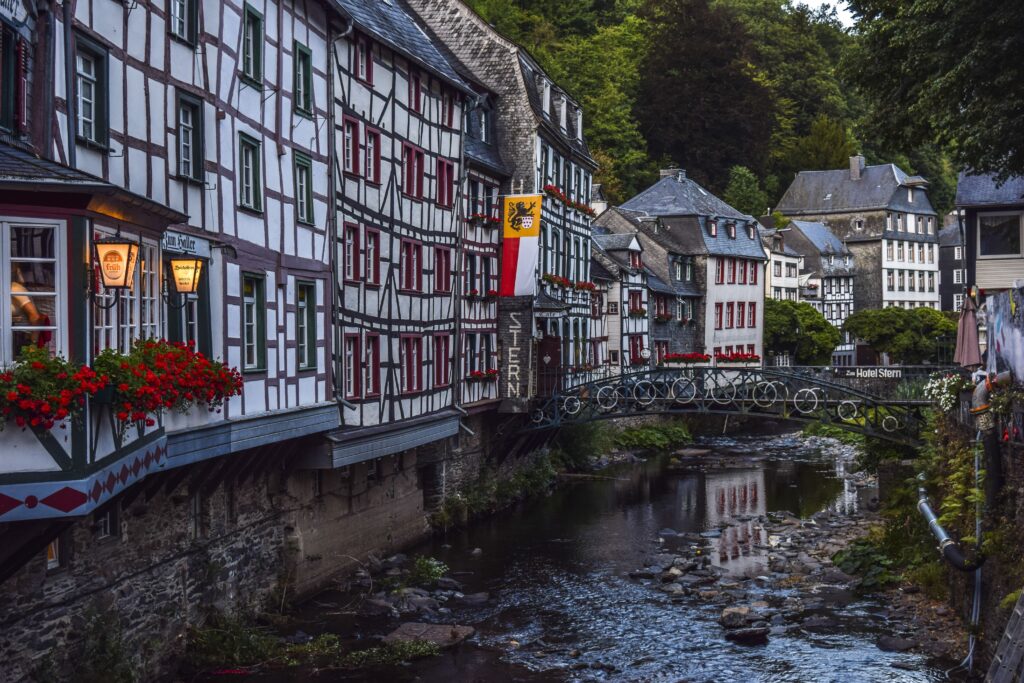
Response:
[784,365,963,401]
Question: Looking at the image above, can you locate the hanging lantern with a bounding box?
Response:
[94,237,140,289]
[168,257,204,294]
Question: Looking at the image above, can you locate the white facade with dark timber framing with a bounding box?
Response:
[401,0,598,404]
[323,0,474,468]
[0,0,339,527]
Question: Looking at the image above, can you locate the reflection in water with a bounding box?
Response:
[401,434,948,683]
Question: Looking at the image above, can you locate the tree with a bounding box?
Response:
[723,166,770,216]
[843,307,957,364]
[635,0,774,191]
[763,299,841,365]
[846,0,1024,181]
[778,115,857,178]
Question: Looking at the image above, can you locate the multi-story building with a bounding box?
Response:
[592,231,649,371]
[777,156,940,315]
[616,169,766,361]
[402,0,598,404]
[938,222,966,311]
[761,227,802,302]
[594,207,704,362]
[785,220,857,366]
[955,172,1024,296]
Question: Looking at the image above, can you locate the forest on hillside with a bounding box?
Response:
[463,0,1003,218]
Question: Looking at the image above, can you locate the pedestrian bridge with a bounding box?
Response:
[527,365,942,446]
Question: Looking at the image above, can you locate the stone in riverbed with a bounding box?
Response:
[383,622,474,648]
[724,627,770,645]
[435,577,463,591]
[876,636,917,652]
[453,592,490,605]
[719,606,750,629]
[629,569,657,580]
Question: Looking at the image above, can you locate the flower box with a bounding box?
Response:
[574,281,597,291]
[542,273,572,288]
[466,213,501,228]
[628,308,647,318]
[661,353,710,365]
[714,352,761,364]
[467,369,498,382]
[654,313,673,323]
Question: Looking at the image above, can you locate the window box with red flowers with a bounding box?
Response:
[574,280,597,292]
[714,352,761,364]
[654,312,673,323]
[467,369,498,382]
[542,184,597,217]
[660,352,710,365]
[485,289,499,299]
[542,273,571,288]
[628,307,647,318]
[0,346,108,432]
[94,339,243,440]
[465,288,480,299]
[466,213,501,228]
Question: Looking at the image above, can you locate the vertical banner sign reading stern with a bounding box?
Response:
[499,194,543,297]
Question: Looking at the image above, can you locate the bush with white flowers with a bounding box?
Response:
[924,372,973,412]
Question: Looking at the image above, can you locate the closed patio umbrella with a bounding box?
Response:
[954,295,982,368]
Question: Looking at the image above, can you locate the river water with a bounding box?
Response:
[201,432,962,682]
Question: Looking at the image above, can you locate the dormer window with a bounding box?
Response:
[747,225,755,239]
[559,96,567,130]
[576,108,583,141]
[479,109,489,143]
[829,254,834,265]
[630,251,642,269]
[408,69,422,113]
[442,91,455,128]
[356,37,372,84]
[727,223,736,239]
[908,187,913,202]
[542,79,551,117]
[708,220,717,237]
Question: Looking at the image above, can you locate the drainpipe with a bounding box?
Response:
[917,474,983,572]
[63,0,77,167]
[970,370,1014,506]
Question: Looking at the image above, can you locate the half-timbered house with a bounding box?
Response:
[402,0,598,404]
[592,231,648,371]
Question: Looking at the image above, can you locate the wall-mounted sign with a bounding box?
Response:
[834,367,903,380]
[162,230,211,258]
[0,0,29,25]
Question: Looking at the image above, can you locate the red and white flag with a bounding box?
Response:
[499,194,542,296]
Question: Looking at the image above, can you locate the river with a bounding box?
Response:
[199,432,964,682]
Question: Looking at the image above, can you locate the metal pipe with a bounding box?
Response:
[917,475,983,572]
[63,0,77,167]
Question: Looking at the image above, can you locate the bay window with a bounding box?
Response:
[2,220,63,365]
[978,213,1022,257]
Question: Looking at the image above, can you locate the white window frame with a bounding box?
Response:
[954,246,963,261]
[92,229,160,355]
[76,52,98,141]
[1,220,67,366]
[169,0,190,41]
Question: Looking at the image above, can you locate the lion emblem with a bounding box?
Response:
[507,200,537,232]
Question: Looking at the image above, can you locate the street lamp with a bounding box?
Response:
[165,257,205,309]
[92,234,140,309]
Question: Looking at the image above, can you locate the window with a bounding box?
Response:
[928,272,935,292]
[356,36,372,84]
[654,340,669,365]
[95,502,119,540]
[608,302,619,315]
[343,117,360,175]
[176,93,203,181]
[978,214,1022,257]
[365,334,380,395]
[674,261,683,280]
[238,133,262,211]
[464,333,479,374]
[437,159,455,207]
[344,334,360,397]
[364,228,380,285]
[241,274,266,371]
[708,221,717,237]
[727,258,735,284]
[897,270,905,291]
[953,268,964,285]
[442,91,455,128]
[774,261,782,278]
[408,69,422,113]
[75,37,107,145]
[715,258,724,284]
[169,0,197,43]
[400,336,422,392]
[464,253,477,294]
[886,241,894,261]
[749,262,758,285]
[1,221,62,364]
[714,302,723,330]
[739,260,747,285]
[918,244,925,264]
[629,251,642,269]
[294,152,314,224]
[726,302,734,328]
[479,109,490,143]
[297,282,316,370]
[908,270,916,291]
[294,42,312,115]
[748,302,756,327]
[435,248,451,292]
[628,289,643,313]
[685,260,693,282]
[343,224,360,281]
[241,4,263,84]
[887,269,894,290]
[93,237,159,355]
[786,263,797,278]
[727,223,736,239]
[954,293,964,311]
[737,302,746,328]
[364,128,381,183]
[928,245,935,263]
[434,335,450,386]
[908,244,915,262]
[401,240,423,291]
[402,144,425,198]
[45,536,65,571]
[628,335,644,365]
[897,241,904,260]
[0,25,22,132]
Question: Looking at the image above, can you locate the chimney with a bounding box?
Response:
[660,167,686,181]
[850,155,865,181]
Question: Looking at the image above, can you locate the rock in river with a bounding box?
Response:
[719,606,750,629]
[724,627,770,645]
[383,622,474,648]
[876,635,917,652]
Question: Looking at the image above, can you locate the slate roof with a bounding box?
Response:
[592,232,637,252]
[534,290,570,312]
[518,53,593,163]
[939,224,963,247]
[789,220,850,256]
[590,256,615,282]
[645,269,676,295]
[620,172,747,220]
[333,0,471,92]
[956,171,1024,207]
[759,226,801,257]
[465,136,507,176]
[0,142,186,222]
[777,163,937,216]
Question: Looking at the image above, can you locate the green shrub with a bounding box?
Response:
[552,423,614,468]
[904,561,948,601]
[613,423,691,452]
[186,614,281,668]
[408,556,448,586]
[337,640,440,668]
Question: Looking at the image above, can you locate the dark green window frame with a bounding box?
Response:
[176,91,204,182]
[241,272,266,372]
[74,32,109,149]
[0,22,17,132]
[296,281,316,370]
[293,151,314,224]
[240,4,263,87]
[238,132,263,212]
[293,41,312,116]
